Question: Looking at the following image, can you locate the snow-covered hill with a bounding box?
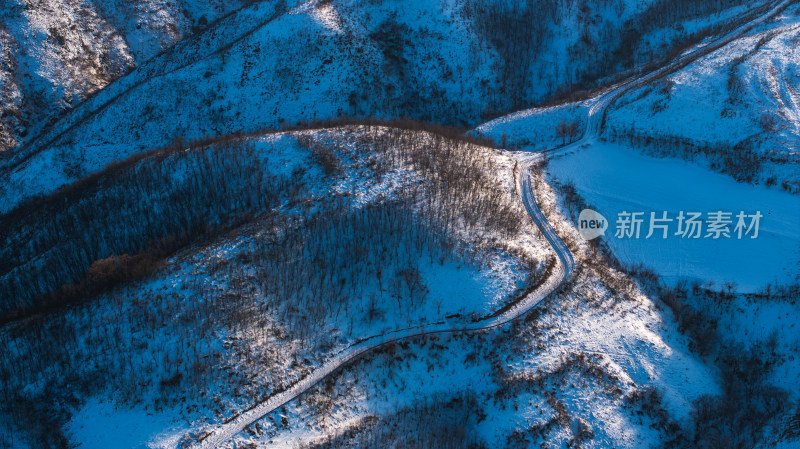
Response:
[0,0,762,214]
[0,126,554,448]
[0,0,258,153]
[606,2,800,190]
[2,1,799,448]
[198,164,722,449]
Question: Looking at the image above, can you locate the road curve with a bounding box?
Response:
[187,158,574,449]
[186,1,792,446]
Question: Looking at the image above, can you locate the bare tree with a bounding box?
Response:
[556,120,568,145]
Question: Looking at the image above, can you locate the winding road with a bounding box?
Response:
[189,153,575,449]
[186,0,793,446]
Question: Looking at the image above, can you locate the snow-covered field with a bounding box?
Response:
[67,399,185,449]
[547,141,800,291]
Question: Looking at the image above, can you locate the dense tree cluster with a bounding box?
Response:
[0,140,294,322]
[462,0,751,116]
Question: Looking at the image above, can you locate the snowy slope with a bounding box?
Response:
[476,1,800,293]
[0,0,765,214]
[0,126,556,448]
[606,2,800,188]
[0,0,259,153]
[211,162,719,449]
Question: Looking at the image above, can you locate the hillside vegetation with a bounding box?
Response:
[0,0,760,213]
[0,125,551,448]
[607,2,800,190]
[0,0,258,153]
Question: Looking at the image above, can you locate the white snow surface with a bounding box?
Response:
[547,141,800,291]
